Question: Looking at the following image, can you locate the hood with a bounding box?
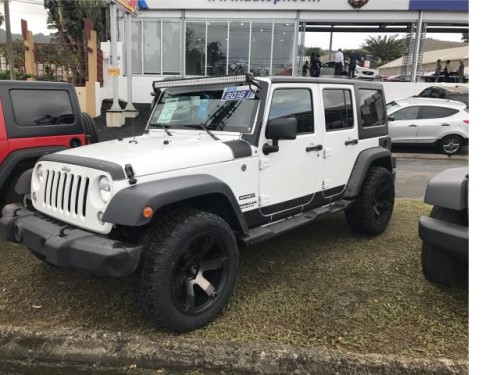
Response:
[56,131,248,176]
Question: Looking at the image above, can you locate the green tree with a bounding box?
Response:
[305,47,327,58]
[0,11,4,27]
[43,0,109,84]
[360,35,405,66]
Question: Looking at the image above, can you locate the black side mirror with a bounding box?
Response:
[388,116,395,122]
[263,117,297,155]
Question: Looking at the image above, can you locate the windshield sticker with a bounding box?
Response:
[222,86,256,101]
[157,98,178,123]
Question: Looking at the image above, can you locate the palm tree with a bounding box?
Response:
[361,35,405,66]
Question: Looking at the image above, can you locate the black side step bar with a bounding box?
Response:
[239,200,352,246]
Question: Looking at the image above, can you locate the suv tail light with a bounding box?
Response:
[463,120,469,124]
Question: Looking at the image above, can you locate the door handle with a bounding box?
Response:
[306,144,323,152]
[345,139,358,146]
[409,124,418,127]
[441,123,450,126]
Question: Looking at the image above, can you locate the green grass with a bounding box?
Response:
[0,199,468,360]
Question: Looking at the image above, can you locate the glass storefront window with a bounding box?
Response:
[207,21,228,76]
[272,21,295,76]
[228,21,250,75]
[162,21,181,75]
[130,20,142,74]
[250,21,272,77]
[186,21,206,76]
[143,21,161,74]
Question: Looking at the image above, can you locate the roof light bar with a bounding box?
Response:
[153,75,249,90]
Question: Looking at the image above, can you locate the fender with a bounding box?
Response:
[344,147,395,198]
[424,167,468,210]
[14,168,33,195]
[0,146,65,190]
[103,174,248,232]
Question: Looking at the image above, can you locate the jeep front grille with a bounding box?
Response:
[43,170,90,217]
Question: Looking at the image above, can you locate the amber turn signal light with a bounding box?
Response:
[143,207,154,218]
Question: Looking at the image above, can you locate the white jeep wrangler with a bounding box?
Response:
[1,74,396,332]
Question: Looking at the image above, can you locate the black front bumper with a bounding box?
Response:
[0,204,143,277]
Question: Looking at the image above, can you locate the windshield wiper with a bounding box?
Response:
[149,123,173,136]
[183,123,219,141]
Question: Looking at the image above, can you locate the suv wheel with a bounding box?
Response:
[440,135,462,155]
[82,112,99,144]
[421,206,468,287]
[138,209,238,332]
[345,166,395,235]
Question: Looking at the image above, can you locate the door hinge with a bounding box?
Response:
[322,179,331,189]
[323,148,332,159]
[259,158,271,170]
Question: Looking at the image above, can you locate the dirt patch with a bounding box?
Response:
[0,199,468,361]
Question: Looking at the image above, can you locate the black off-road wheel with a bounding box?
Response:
[138,209,239,332]
[345,166,395,235]
[439,135,462,155]
[81,112,99,144]
[421,206,468,287]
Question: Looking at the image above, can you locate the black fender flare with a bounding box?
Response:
[15,168,33,195]
[102,174,248,233]
[344,147,395,199]
[0,146,65,191]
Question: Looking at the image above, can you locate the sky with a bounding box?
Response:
[4,0,463,49]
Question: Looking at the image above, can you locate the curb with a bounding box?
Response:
[0,326,468,375]
[392,152,468,161]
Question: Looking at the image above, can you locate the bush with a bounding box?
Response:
[0,70,33,80]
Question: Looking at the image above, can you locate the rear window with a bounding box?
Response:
[419,106,459,119]
[10,89,75,127]
[358,89,385,127]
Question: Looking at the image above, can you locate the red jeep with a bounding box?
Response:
[0,81,98,207]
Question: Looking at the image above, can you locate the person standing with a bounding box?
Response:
[443,60,451,82]
[302,60,309,77]
[310,54,321,77]
[316,54,322,77]
[334,48,344,75]
[434,59,442,82]
[348,52,357,78]
[457,60,465,83]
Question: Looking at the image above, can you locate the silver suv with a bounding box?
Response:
[387,97,469,155]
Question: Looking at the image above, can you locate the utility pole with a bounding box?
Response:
[3,0,16,80]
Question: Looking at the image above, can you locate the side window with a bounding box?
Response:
[10,89,75,126]
[391,106,419,121]
[419,106,458,119]
[358,89,385,128]
[323,89,354,131]
[269,88,313,134]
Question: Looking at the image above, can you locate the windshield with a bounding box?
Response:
[386,101,401,112]
[148,85,259,133]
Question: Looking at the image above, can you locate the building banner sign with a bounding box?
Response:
[145,0,409,11]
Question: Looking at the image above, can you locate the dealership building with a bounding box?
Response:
[104,0,468,104]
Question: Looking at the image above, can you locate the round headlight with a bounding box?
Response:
[33,164,44,190]
[97,175,111,203]
[36,164,44,180]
